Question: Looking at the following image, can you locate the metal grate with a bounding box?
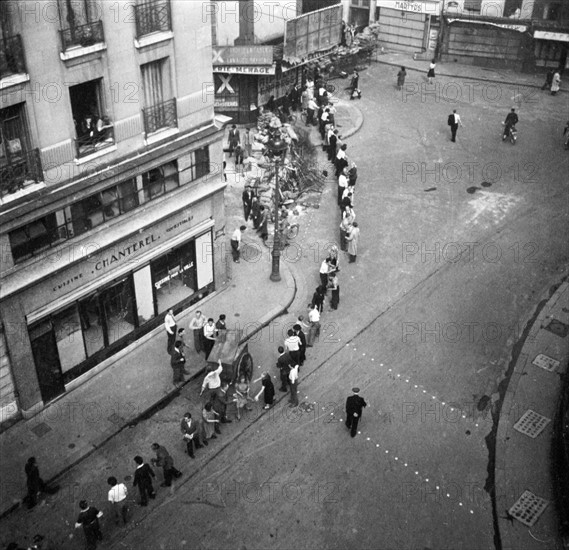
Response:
[532,354,560,372]
[509,490,549,527]
[30,422,52,438]
[513,409,551,438]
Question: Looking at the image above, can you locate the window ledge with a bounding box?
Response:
[60,42,107,61]
[145,127,179,146]
[134,30,174,49]
[75,144,117,164]
[0,181,46,206]
[0,73,30,90]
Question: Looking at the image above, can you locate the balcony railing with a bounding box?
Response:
[60,20,104,52]
[0,148,43,198]
[142,98,177,135]
[0,34,27,80]
[75,121,115,158]
[135,0,172,38]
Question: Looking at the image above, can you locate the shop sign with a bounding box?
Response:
[377,0,441,14]
[214,97,239,109]
[212,46,274,66]
[213,65,276,75]
[155,261,194,290]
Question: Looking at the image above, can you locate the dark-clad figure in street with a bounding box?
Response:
[74,500,103,550]
[502,108,519,140]
[276,346,293,392]
[132,456,156,506]
[150,443,182,487]
[170,340,186,385]
[25,457,49,509]
[345,387,367,438]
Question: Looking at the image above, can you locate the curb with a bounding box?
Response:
[372,57,566,93]
[336,99,365,140]
[0,265,297,521]
[495,280,569,550]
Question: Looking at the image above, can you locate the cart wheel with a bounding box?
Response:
[238,353,254,381]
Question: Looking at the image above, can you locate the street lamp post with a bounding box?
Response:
[267,137,288,282]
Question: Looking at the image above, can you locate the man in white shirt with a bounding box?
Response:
[337,167,348,206]
[284,329,301,365]
[107,476,128,525]
[307,304,321,346]
[449,109,463,143]
[164,309,177,354]
[319,258,330,289]
[200,360,224,402]
[307,97,318,126]
[288,364,299,407]
[230,225,246,263]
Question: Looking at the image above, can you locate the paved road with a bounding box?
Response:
[3,63,567,549]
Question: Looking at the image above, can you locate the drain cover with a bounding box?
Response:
[532,354,560,372]
[30,422,52,438]
[509,490,549,527]
[544,319,569,338]
[107,413,125,426]
[513,409,551,438]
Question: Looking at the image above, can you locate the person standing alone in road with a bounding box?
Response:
[448,109,463,143]
[230,225,246,263]
[345,387,367,437]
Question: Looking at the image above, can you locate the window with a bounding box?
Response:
[0,104,42,198]
[57,0,104,51]
[135,0,172,38]
[0,3,26,79]
[187,146,210,182]
[141,59,177,134]
[69,80,114,158]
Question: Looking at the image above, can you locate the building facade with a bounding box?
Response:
[0,0,228,423]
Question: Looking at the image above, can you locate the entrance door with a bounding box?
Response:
[29,320,65,403]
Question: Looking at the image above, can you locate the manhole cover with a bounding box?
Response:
[107,413,125,426]
[241,243,261,262]
[513,409,551,438]
[30,423,52,438]
[509,490,549,527]
[532,354,559,372]
[544,319,569,338]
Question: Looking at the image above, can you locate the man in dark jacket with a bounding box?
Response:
[25,457,49,509]
[345,387,367,438]
[132,456,156,506]
[180,412,206,459]
[242,185,254,221]
[276,346,293,392]
[503,108,519,139]
[74,500,103,549]
[211,383,233,423]
[150,443,182,487]
[170,341,186,385]
[293,324,307,366]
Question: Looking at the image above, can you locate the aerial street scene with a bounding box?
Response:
[0,0,568,549]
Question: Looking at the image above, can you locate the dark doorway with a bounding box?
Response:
[30,320,65,403]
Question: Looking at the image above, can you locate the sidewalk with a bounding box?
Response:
[0,242,295,519]
[495,280,569,549]
[373,50,564,92]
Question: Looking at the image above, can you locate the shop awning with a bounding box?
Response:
[534,30,569,42]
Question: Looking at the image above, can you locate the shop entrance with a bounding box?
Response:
[30,321,65,403]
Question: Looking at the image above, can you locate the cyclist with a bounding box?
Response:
[502,108,519,140]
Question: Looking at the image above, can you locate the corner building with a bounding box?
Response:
[0,0,228,422]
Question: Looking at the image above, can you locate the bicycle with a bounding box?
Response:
[263,220,300,248]
[289,108,308,125]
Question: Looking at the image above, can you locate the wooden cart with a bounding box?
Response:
[206,329,254,384]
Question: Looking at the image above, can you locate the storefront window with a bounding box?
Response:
[101,277,136,345]
[53,305,86,373]
[79,292,105,357]
[151,241,197,314]
[133,265,155,324]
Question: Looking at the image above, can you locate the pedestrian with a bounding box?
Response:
[233,374,254,420]
[242,185,254,221]
[265,95,276,112]
[328,272,340,310]
[301,86,309,110]
[74,500,103,550]
[150,443,182,487]
[541,68,554,90]
[448,109,463,143]
[551,70,561,95]
[326,246,340,275]
[228,124,240,156]
[180,412,206,459]
[254,372,275,409]
[276,346,293,392]
[288,363,299,407]
[203,318,216,359]
[24,457,49,509]
[318,257,330,290]
[107,476,128,526]
[164,308,177,354]
[257,205,269,242]
[170,340,187,385]
[345,387,367,437]
[340,204,355,252]
[243,127,252,158]
[306,96,318,126]
[222,159,227,182]
[311,285,326,313]
[350,70,359,92]
[306,303,321,347]
[132,456,156,506]
[250,196,261,229]
[335,144,348,177]
[427,59,436,84]
[215,314,227,334]
[284,328,302,365]
[230,225,246,263]
[328,129,339,162]
[502,107,519,140]
[30,534,56,550]
[202,403,221,438]
[176,327,191,353]
[397,66,406,90]
[319,108,330,140]
[188,310,206,354]
[348,161,357,187]
[346,222,360,263]
[211,382,233,423]
[200,359,224,402]
[337,166,348,206]
[234,144,244,172]
[293,323,307,366]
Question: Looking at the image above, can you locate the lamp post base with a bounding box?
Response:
[270,241,281,282]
